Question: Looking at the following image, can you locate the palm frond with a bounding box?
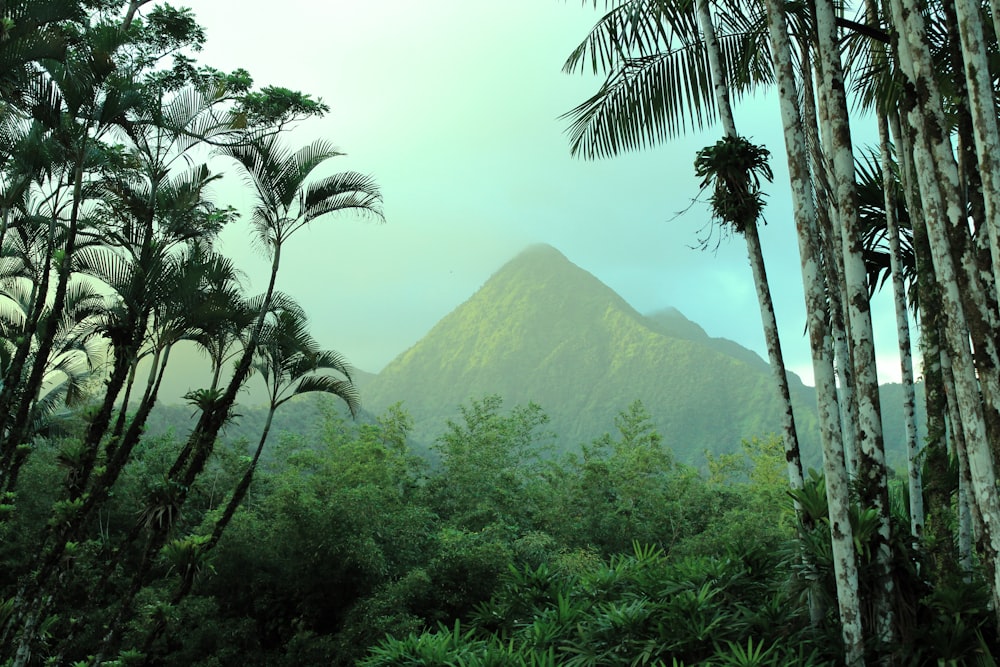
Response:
[301,171,383,218]
[73,247,136,295]
[855,147,915,299]
[564,0,699,75]
[244,290,304,320]
[280,375,359,416]
[563,47,715,158]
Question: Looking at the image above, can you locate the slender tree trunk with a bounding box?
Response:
[0,203,59,443]
[944,347,976,576]
[893,109,954,570]
[950,0,1000,294]
[107,247,285,660]
[910,113,1000,606]
[941,0,1000,463]
[693,0,804,495]
[762,2,863,661]
[0,190,70,495]
[888,0,1000,611]
[801,46,860,476]
[8,161,85,448]
[110,354,142,442]
[876,115,923,537]
[814,0,893,646]
[209,405,275,550]
[170,243,281,483]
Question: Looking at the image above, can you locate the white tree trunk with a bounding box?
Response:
[888,0,1000,611]
[762,2,863,662]
[814,0,893,644]
[692,0,805,493]
[951,0,1000,294]
[909,117,1000,606]
[876,114,923,538]
[944,347,976,575]
[800,49,860,476]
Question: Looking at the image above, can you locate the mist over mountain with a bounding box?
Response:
[144,244,922,467]
[363,244,825,462]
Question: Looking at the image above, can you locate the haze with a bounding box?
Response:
[174,0,909,390]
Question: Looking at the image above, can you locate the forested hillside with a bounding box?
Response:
[365,244,824,462]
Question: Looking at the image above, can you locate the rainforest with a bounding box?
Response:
[2,0,1000,665]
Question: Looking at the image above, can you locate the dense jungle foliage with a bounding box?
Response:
[3,0,1000,665]
[4,396,995,665]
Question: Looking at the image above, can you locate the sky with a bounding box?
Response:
[176,0,912,387]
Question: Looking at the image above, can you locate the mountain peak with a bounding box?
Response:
[512,243,567,260]
[365,246,820,459]
[497,244,576,277]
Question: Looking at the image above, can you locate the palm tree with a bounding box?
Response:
[138,307,359,652]
[213,307,359,546]
[564,0,805,502]
[0,0,82,107]
[562,4,865,658]
[756,2,864,661]
[93,131,383,662]
[883,0,1000,613]
[0,21,147,498]
[172,131,382,490]
[811,0,897,646]
[858,143,924,539]
[950,0,1000,294]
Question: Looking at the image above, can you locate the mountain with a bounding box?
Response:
[646,308,777,376]
[363,244,822,462]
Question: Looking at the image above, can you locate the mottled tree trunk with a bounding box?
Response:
[803,58,860,476]
[814,0,892,646]
[693,0,805,495]
[888,0,1000,612]
[762,1,863,661]
[950,0,1000,294]
[944,347,977,576]
[892,109,953,571]
[876,114,923,537]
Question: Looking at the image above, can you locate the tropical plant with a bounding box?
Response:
[694,135,772,234]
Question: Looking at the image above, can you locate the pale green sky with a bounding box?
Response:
[180,0,907,387]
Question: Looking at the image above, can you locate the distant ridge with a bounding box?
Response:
[363,245,821,461]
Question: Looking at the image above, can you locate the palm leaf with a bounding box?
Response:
[73,247,137,297]
[855,147,914,299]
[564,0,700,75]
[300,171,383,221]
[563,47,715,158]
[279,374,359,416]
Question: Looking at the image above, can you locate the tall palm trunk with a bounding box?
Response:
[941,0,1000,456]
[814,0,894,645]
[762,1,863,661]
[876,114,923,537]
[170,243,282,484]
[943,346,977,575]
[951,0,1000,294]
[887,0,1000,611]
[3,153,87,497]
[801,52,860,476]
[138,396,275,655]
[97,246,286,661]
[693,0,804,495]
[910,110,1000,605]
[893,108,954,568]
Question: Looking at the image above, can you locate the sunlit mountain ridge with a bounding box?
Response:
[146,244,923,467]
[363,244,824,462]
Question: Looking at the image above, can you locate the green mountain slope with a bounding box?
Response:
[364,244,822,461]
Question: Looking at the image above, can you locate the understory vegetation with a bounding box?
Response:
[3,396,994,665]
